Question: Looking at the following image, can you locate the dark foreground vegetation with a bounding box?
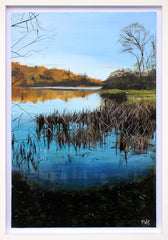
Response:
[103,69,156,90]
[12,172,156,227]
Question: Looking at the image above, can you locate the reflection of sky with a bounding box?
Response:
[34,86,102,90]
[11,92,102,141]
[11,89,156,190]
[13,131,155,190]
[12,93,101,118]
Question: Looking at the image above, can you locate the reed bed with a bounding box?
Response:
[36,101,156,155]
[12,133,40,173]
[12,101,156,170]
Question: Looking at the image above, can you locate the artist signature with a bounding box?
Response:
[141,219,151,226]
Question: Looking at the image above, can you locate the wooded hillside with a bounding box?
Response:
[12,62,102,87]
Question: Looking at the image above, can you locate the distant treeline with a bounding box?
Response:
[12,62,102,87]
[103,69,156,90]
[12,63,156,90]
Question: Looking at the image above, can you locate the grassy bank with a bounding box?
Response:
[12,172,156,228]
[99,89,156,105]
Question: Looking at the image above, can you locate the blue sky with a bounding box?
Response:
[11,11,156,80]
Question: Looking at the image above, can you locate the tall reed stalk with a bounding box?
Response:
[36,101,156,154]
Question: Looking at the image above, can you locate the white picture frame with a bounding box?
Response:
[1,0,168,239]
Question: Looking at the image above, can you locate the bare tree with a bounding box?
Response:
[144,35,156,72]
[11,12,56,130]
[11,12,55,58]
[119,22,154,74]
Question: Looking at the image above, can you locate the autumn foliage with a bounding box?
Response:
[12,62,102,87]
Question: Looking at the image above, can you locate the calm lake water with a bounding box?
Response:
[12,86,156,190]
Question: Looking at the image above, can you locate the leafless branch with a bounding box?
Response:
[11,12,55,59]
[11,13,39,28]
[119,22,155,73]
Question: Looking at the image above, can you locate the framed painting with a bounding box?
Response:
[0,0,168,239]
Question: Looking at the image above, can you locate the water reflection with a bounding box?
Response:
[11,87,156,190]
[12,86,100,103]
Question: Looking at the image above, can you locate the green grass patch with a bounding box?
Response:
[99,89,156,105]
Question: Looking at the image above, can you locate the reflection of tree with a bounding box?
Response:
[12,87,94,103]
